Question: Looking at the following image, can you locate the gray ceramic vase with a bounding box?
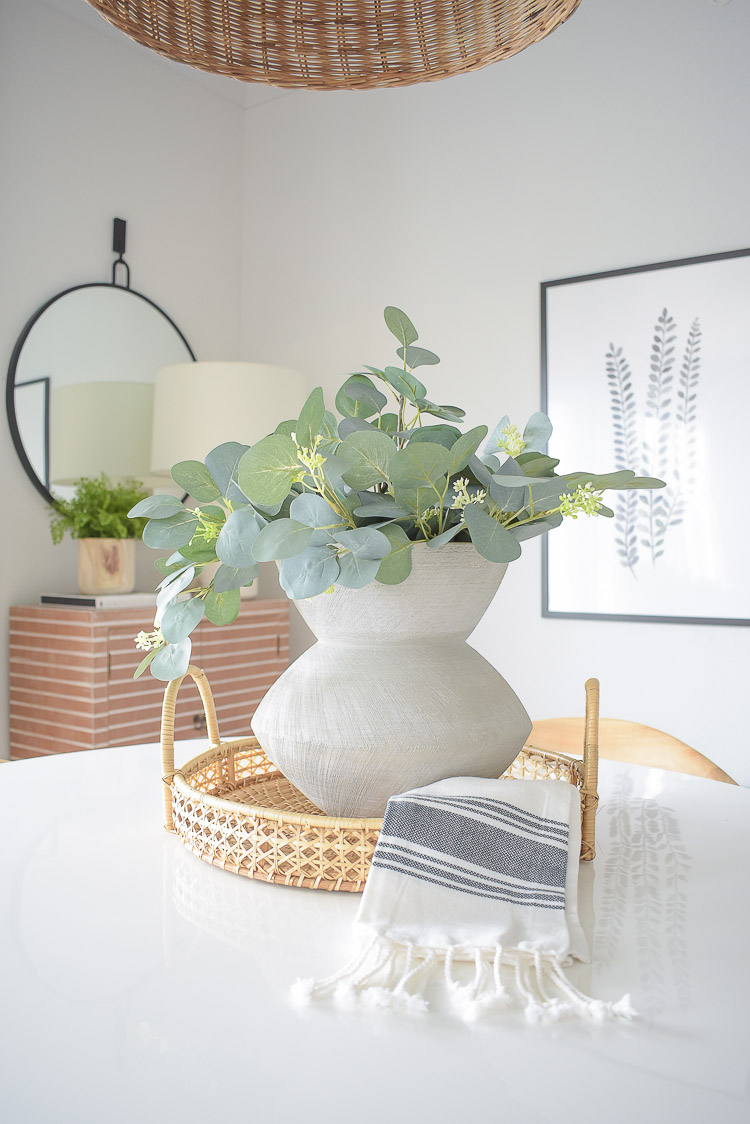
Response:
[251,543,531,818]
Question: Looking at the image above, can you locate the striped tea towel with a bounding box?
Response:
[292,776,634,1022]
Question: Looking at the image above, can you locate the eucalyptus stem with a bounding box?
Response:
[397,394,407,449]
[437,479,450,535]
[505,506,561,530]
[310,471,356,527]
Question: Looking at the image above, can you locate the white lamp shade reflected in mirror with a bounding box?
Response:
[149,362,309,476]
[50,381,154,485]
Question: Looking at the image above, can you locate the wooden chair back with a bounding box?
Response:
[528,704,736,785]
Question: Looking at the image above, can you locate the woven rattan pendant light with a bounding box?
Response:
[85,1,582,91]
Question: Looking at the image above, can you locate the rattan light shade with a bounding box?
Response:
[85,1,582,91]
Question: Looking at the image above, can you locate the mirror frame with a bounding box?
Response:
[6,282,195,504]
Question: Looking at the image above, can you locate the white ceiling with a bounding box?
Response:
[39,0,290,109]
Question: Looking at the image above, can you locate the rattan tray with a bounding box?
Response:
[161,667,599,893]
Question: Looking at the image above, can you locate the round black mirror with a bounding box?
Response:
[6,281,195,504]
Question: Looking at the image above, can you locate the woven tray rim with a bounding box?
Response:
[160,667,600,888]
[172,734,384,828]
[172,734,584,828]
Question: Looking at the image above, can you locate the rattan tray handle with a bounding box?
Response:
[161,664,221,830]
[580,677,600,861]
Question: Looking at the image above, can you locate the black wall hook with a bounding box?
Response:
[111,217,130,288]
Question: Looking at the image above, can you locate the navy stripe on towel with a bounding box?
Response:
[379,800,569,891]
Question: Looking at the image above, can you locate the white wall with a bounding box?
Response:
[0,0,244,755]
[240,0,750,782]
[3,0,749,782]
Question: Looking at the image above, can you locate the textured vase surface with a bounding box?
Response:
[251,543,532,818]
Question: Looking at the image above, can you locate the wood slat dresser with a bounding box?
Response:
[8,599,290,759]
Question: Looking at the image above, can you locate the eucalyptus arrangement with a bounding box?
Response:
[50,475,148,543]
[130,307,664,681]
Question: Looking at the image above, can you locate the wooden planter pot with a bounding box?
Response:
[77,538,135,595]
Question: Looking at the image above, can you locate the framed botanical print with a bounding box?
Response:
[541,247,750,626]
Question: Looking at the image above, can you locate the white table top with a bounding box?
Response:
[1,743,749,1124]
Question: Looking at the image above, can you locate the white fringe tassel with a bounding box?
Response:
[291,938,637,1023]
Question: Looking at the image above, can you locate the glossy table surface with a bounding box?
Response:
[1,743,749,1124]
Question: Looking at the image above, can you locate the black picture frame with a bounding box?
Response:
[541,247,750,627]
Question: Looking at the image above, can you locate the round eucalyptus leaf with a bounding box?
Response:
[525,478,571,512]
[212,563,259,592]
[338,429,396,489]
[378,412,400,433]
[563,470,640,490]
[448,425,489,476]
[279,547,340,599]
[406,425,462,450]
[171,460,221,502]
[238,434,301,506]
[156,564,196,609]
[154,556,184,577]
[338,417,375,440]
[389,442,451,491]
[382,366,426,404]
[335,374,383,419]
[396,345,440,368]
[128,494,183,520]
[391,485,432,519]
[216,507,261,567]
[204,587,241,626]
[176,540,219,564]
[341,375,387,414]
[483,416,510,456]
[333,526,391,559]
[289,493,346,530]
[353,497,409,519]
[522,411,553,453]
[252,518,315,562]
[250,499,282,518]
[416,400,465,422]
[426,522,465,549]
[375,524,413,585]
[466,455,495,490]
[515,451,560,477]
[335,552,381,589]
[509,514,563,543]
[487,457,527,512]
[151,638,192,682]
[464,505,522,563]
[319,452,349,493]
[309,528,335,547]
[160,595,205,643]
[319,410,341,450]
[620,476,666,490]
[133,647,158,680]
[205,441,250,499]
[143,510,199,550]
[296,387,326,452]
[384,306,418,348]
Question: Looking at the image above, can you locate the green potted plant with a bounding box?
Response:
[50,474,148,595]
[130,307,664,816]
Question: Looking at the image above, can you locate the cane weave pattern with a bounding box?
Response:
[167,738,595,892]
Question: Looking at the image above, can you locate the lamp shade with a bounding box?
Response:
[150,362,309,476]
[50,381,154,485]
